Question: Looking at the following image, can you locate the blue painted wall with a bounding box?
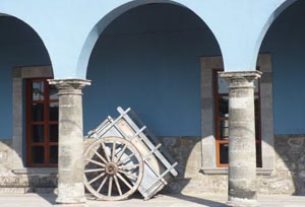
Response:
[84,4,221,136]
[0,17,50,139]
[0,0,290,77]
[260,0,305,134]
[1,2,305,138]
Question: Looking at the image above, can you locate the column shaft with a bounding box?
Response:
[220,71,262,207]
[49,79,91,204]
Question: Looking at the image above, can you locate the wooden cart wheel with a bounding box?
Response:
[84,136,144,201]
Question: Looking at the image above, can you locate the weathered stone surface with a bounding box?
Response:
[0,140,17,176]
[49,79,90,204]
[1,136,305,196]
[161,135,305,196]
[271,135,305,195]
[219,71,261,206]
[160,137,228,194]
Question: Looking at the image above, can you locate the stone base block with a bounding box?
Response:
[56,193,87,205]
[56,198,87,205]
[227,197,259,207]
[56,183,86,204]
[53,204,88,207]
[0,187,31,194]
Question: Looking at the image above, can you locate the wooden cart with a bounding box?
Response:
[84,107,178,201]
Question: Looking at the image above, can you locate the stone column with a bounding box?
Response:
[48,79,91,205]
[219,71,262,207]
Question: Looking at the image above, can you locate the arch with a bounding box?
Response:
[0,12,53,74]
[0,12,55,168]
[76,0,223,78]
[253,0,298,65]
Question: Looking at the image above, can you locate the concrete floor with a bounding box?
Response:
[0,193,305,207]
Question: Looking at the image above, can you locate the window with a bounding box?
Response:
[213,69,262,168]
[26,78,59,167]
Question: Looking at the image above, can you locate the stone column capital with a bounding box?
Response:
[48,79,91,90]
[219,71,262,89]
[219,71,262,81]
[48,79,91,95]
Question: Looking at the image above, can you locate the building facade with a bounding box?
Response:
[0,0,304,206]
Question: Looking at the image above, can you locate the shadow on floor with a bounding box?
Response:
[167,194,228,207]
[36,192,56,205]
[35,192,229,207]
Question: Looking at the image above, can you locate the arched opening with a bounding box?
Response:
[0,16,56,173]
[85,3,221,136]
[76,1,197,78]
[83,3,224,193]
[259,0,305,195]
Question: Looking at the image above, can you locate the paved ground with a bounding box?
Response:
[0,193,305,207]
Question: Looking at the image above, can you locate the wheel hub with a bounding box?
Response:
[105,162,118,175]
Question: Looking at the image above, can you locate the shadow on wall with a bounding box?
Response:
[160,136,305,196]
[0,140,57,194]
[272,135,305,196]
[159,137,207,193]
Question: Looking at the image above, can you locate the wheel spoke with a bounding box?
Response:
[94,150,107,164]
[86,159,105,168]
[108,176,113,197]
[117,173,132,190]
[114,144,127,163]
[88,172,105,185]
[97,176,108,193]
[111,141,116,161]
[85,168,104,173]
[85,137,143,201]
[114,175,122,196]
[101,142,111,162]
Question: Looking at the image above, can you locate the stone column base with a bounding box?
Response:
[53,204,88,207]
[227,197,259,207]
[55,183,87,204]
[56,197,87,205]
